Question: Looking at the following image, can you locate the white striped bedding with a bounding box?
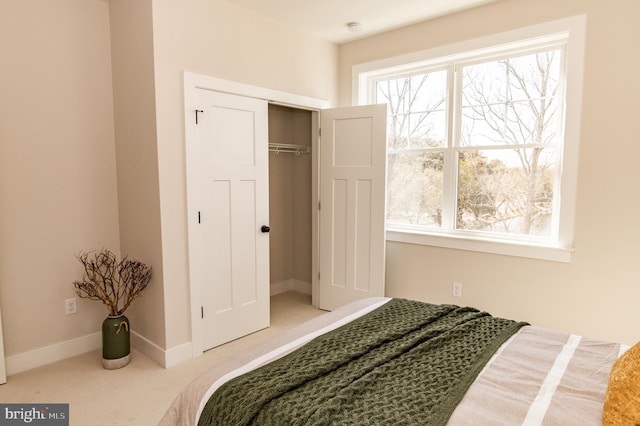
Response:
[160,298,625,426]
[449,326,626,425]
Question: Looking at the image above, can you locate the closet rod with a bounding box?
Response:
[268,143,311,156]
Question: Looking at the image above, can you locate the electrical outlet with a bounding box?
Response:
[65,298,77,315]
[452,282,462,298]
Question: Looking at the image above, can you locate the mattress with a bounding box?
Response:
[160,297,626,425]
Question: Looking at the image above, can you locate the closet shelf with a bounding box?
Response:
[269,143,310,156]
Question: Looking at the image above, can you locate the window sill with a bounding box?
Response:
[386,228,573,263]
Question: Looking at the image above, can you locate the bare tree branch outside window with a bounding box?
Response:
[459,50,560,235]
[378,48,562,238]
[380,70,447,227]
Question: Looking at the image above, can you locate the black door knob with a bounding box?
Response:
[261,225,270,233]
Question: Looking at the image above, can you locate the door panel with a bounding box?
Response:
[334,117,373,167]
[319,104,387,310]
[332,179,348,288]
[354,179,372,292]
[194,89,270,351]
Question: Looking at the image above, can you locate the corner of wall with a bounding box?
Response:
[131,331,192,368]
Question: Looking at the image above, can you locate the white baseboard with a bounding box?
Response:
[130,331,193,368]
[5,284,310,376]
[130,330,166,367]
[5,331,193,376]
[5,332,101,376]
[270,279,312,296]
[134,283,312,369]
[165,342,193,368]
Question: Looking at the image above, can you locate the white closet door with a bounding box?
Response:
[191,89,270,351]
[319,104,387,310]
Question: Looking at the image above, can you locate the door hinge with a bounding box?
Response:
[201,306,204,319]
[318,128,322,137]
[318,201,321,210]
[198,211,201,223]
[195,109,203,124]
[318,272,320,281]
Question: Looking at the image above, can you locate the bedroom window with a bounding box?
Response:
[354,16,586,262]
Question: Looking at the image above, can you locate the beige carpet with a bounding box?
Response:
[0,291,323,425]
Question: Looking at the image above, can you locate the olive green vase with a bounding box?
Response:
[102,315,131,369]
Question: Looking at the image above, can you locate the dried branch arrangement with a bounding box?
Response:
[73,249,152,317]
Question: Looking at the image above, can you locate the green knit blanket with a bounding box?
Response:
[198,298,526,425]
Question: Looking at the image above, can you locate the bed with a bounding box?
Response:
[160,297,637,425]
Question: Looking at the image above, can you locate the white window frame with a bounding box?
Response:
[353,16,586,263]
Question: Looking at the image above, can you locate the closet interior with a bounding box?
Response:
[268,104,313,299]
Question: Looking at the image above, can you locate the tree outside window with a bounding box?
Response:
[377,47,563,240]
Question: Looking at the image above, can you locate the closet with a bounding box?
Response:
[268,104,312,298]
[185,74,385,356]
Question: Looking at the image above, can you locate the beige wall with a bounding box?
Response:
[150,0,338,349]
[291,109,313,284]
[269,151,295,284]
[0,0,121,355]
[268,105,313,287]
[0,0,337,366]
[109,0,166,348]
[339,0,640,344]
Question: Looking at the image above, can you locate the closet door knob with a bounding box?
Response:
[261,225,271,233]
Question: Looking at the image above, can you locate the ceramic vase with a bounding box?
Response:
[102,314,130,369]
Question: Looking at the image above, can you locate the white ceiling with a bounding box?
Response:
[222,0,497,44]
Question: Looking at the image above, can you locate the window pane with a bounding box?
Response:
[506,97,560,145]
[378,70,448,150]
[409,111,446,148]
[387,152,444,227]
[456,148,556,237]
[460,104,506,146]
[462,60,507,106]
[376,77,409,115]
[460,49,561,148]
[507,50,561,102]
[410,71,447,112]
[388,113,409,150]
